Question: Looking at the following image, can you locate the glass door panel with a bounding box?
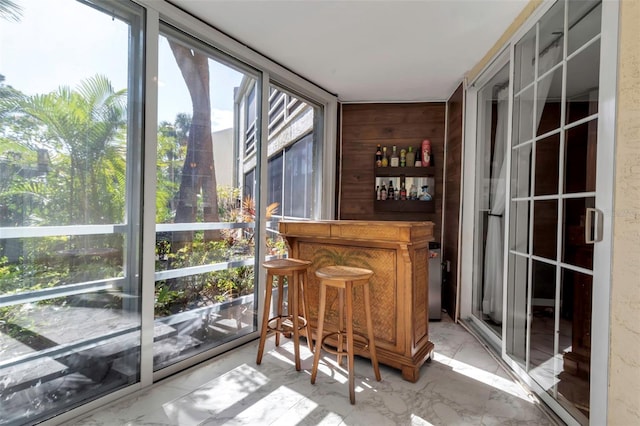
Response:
[505,253,528,366]
[534,133,561,195]
[505,1,602,423]
[556,268,592,418]
[564,120,598,194]
[154,26,259,371]
[536,66,563,136]
[509,200,530,254]
[533,200,558,259]
[471,64,510,335]
[566,41,601,125]
[567,1,602,56]
[513,87,535,145]
[0,1,144,423]
[511,144,532,198]
[537,0,565,76]
[530,260,557,387]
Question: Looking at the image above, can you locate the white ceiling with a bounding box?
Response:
[169,0,529,102]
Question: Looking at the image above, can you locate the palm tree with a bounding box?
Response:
[0,0,22,22]
[168,41,221,245]
[9,75,127,225]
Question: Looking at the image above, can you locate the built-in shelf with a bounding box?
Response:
[374,166,435,178]
[374,166,436,213]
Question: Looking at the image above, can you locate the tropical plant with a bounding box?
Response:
[6,74,127,225]
[0,0,22,22]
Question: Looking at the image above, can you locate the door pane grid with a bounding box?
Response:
[505,1,601,422]
[512,191,596,202]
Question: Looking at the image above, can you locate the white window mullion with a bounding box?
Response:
[141,7,160,389]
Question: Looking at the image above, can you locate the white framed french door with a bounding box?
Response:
[462,1,618,425]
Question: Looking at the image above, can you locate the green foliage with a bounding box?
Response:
[3,74,127,225]
[154,285,185,317]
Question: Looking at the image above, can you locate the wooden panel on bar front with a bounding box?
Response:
[279,220,435,382]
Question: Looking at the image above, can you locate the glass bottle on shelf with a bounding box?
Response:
[406,146,415,169]
[388,180,395,200]
[414,149,422,167]
[375,144,382,167]
[400,182,407,200]
[380,183,387,200]
[409,183,417,200]
[376,185,380,200]
[400,148,406,167]
[394,186,399,200]
[390,145,399,167]
[381,146,389,167]
[422,139,432,167]
[420,185,432,201]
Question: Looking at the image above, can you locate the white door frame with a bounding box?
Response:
[459,1,619,424]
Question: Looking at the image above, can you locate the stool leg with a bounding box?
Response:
[292,271,301,371]
[363,282,381,381]
[256,272,274,365]
[300,271,314,353]
[311,283,327,384]
[275,274,284,347]
[345,281,356,404]
[337,287,345,367]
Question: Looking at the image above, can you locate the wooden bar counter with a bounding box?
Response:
[279,220,435,382]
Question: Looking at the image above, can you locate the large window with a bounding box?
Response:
[153,25,260,372]
[0,1,144,423]
[283,133,314,219]
[0,0,335,423]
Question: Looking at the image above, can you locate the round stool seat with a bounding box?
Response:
[263,258,311,273]
[315,265,373,282]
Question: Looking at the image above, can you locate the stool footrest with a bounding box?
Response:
[267,315,308,334]
[320,331,371,357]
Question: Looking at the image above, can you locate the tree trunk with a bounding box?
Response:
[169,41,221,247]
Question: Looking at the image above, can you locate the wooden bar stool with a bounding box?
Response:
[310,265,381,404]
[256,258,313,371]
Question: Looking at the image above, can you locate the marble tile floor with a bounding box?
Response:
[69,318,561,426]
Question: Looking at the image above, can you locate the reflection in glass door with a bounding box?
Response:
[153,26,261,372]
[472,64,510,339]
[506,0,601,423]
[0,1,144,423]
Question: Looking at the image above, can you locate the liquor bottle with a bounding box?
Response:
[406,146,415,168]
[376,185,380,200]
[375,144,382,167]
[414,149,422,167]
[395,186,399,200]
[380,183,387,200]
[381,146,389,167]
[409,183,418,200]
[422,139,432,167]
[400,148,406,167]
[388,180,394,200]
[390,145,399,167]
[400,182,407,200]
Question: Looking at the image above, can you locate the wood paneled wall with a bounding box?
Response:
[339,103,446,242]
[442,84,464,320]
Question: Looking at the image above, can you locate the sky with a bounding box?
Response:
[0,0,246,131]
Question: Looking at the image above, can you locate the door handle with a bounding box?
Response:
[585,207,603,244]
